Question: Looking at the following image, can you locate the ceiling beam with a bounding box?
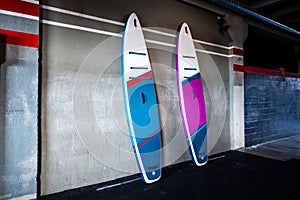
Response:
[181,0,300,42]
[251,0,282,9]
[269,5,300,17]
[284,17,300,24]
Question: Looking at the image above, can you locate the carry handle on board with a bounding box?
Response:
[134,19,137,27]
[141,92,145,104]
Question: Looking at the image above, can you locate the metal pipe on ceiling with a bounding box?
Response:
[216,0,300,37]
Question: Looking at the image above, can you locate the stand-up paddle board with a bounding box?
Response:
[122,13,161,183]
[176,23,208,166]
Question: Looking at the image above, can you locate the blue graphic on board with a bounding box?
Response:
[122,13,161,183]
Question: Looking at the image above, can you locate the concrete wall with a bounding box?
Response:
[0,0,39,199]
[228,15,247,149]
[244,73,300,146]
[40,0,246,195]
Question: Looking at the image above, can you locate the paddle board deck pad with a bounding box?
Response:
[122,13,161,183]
[176,23,208,166]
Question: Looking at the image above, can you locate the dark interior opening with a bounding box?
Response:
[244,26,298,73]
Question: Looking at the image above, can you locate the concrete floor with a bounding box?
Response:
[239,134,300,161]
[39,134,300,199]
[41,150,299,200]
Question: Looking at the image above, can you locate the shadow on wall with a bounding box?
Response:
[0,33,7,197]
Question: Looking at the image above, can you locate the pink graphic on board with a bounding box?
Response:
[182,78,206,136]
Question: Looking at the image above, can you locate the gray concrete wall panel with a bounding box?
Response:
[0,0,39,198]
[40,0,238,195]
[0,46,38,199]
[0,14,39,35]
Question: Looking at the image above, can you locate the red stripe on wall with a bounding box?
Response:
[0,0,39,17]
[0,29,39,48]
[233,64,244,72]
[233,64,300,78]
[233,48,244,56]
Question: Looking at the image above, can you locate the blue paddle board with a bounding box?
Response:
[122,13,162,183]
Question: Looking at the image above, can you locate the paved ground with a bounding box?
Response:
[41,150,299,200]
[240,135,300,161]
